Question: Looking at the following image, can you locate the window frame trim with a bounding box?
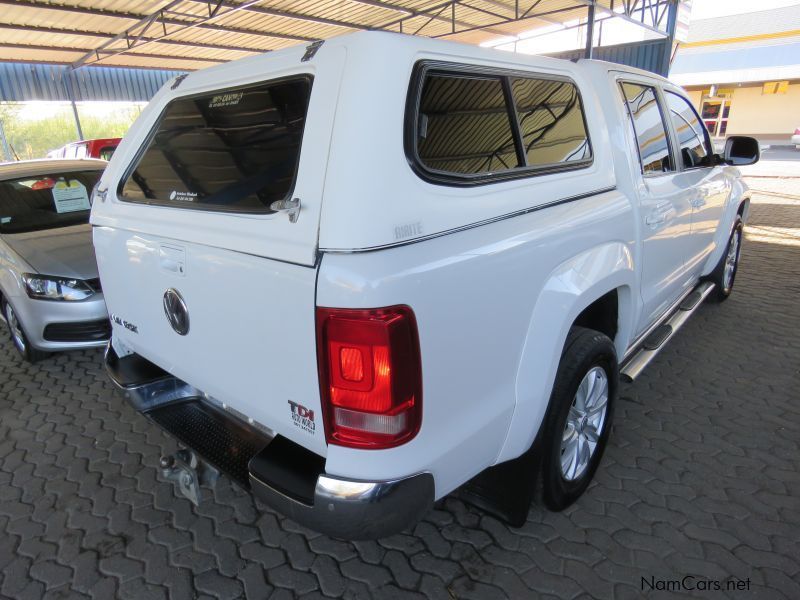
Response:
[618,79,677,179]
[116,74,314,215]
[404,60,594,187]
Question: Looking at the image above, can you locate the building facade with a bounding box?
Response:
[670,4,800,144]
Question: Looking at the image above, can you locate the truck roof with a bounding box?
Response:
[0,158,106,181]
[576,57,672,84]
[162,31,674,112]
[170,30,588,91]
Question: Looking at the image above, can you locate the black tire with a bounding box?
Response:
[539,326,618,511]
[707,217,743,302]
[1,298,49,363]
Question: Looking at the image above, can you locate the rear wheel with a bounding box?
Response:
[707,217,743,302]
[539,326,618,511]
[2,299,48,363]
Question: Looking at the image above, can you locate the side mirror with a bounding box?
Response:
[723,136,760,166]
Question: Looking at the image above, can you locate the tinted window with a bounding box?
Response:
[98,146,116,161]
[417,74,519,175]
[511,77,591,165]
[620,83,673,175]
[665,91,711,169]
[0,169,101,234]
[121,77,311,212]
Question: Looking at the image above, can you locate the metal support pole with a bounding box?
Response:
[659,0,678,76]
[584,0,596,59]
[0,119,12,162]
[62,72,84,141]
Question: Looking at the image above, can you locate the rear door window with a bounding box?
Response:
[620,82,674,176]
[511,77,591,166]
[120,77,312,213]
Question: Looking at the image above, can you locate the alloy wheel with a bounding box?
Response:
[723,228,740,292]
[560,366,609,481]
[5,303,26,353]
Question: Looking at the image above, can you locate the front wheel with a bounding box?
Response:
[539,326,618,511]
[707,217,743,302]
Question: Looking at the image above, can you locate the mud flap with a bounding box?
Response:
[460,432,544,527]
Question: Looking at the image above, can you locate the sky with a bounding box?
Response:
[691,0,800,20]
[483,0,800,54]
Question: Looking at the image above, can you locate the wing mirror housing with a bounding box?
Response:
[722,136,760,166]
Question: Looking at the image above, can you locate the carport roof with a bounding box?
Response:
[0,0,672,71]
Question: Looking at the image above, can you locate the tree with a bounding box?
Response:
[0,102,143,160]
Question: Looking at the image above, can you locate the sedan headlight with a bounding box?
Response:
[22,274,95,301]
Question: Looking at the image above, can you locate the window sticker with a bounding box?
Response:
[1,217,10,224]
[52,179,91,213]
[208,92,244,108]
[169,190,198,202]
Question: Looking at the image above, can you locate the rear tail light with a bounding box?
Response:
[316,306,422,449]
[795,128,800,135]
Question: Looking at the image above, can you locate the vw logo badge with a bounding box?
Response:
[163,288,189,336]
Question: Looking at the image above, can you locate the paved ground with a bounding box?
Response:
[1,177,799,599]
[738,147,800,178]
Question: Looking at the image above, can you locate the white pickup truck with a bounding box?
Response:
[91,32,758,540]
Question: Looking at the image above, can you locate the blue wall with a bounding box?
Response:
[547,39,671,76]
[0,63,185,102]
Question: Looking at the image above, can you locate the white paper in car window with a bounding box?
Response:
[52,179,91,213]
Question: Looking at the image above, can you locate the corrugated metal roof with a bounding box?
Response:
[0,0,636,71]
[686,3,800,43]
[0,62,183,101]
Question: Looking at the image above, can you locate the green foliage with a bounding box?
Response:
[0,102,142,161]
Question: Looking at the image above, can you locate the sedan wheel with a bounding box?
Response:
[5,301,27,354]
[2,299,48,363]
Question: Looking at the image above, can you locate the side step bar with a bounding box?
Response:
[620,281,715,382]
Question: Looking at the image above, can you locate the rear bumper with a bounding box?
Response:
[104,343,433,539]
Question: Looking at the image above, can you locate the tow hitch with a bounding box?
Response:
[160,449,219,506]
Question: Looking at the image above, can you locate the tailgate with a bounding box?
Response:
[93,227,326,455]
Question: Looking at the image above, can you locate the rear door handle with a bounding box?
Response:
[691,191,708,208]
[645,201,672,227]
[645,213,666,227]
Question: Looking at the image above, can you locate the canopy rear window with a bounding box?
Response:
[120,76,312,213]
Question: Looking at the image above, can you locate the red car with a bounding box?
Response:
[48,137,121,161]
